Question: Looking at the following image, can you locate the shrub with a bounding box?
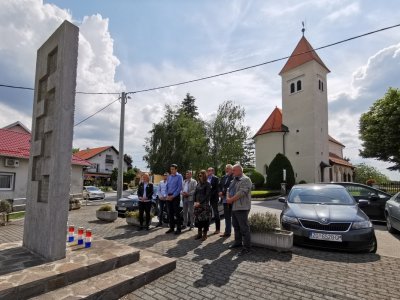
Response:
[249,212,279,233]
[125,210,154,219]
[298,180,307,184]
[249,170,265,188]
[0,200,12,213]
[266,153,295,190]
[97,204,112,212]
[251,191,281,198]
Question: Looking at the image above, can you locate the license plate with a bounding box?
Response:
[119,207,127,211]
[309,232,342,242]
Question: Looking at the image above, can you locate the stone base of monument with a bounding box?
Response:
[0,238,176,299]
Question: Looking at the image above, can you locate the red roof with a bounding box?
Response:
[0,128,90,166]
[74,146,114,160]
[329,152,353,168]
[254,107,287,137]
[279,36,330,75]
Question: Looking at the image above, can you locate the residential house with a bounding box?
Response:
[254,35,354,183]
[0,122,91,200]
[74,146,128,185]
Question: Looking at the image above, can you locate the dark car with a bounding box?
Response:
[385,192,400,233]
[330,182,391,221]
[280,184,377,253]
[115,185,159,217]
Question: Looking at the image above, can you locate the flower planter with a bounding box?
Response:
[251,229,293,252]
[126,217,140,226]
[96,210,118,222]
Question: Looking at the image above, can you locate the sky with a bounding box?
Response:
[0,0,400,179]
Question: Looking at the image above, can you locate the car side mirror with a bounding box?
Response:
[278,197,286,203]
[358,199,369,207]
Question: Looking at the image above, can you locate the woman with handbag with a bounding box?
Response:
[193,170,211,241]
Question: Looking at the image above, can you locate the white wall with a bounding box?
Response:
[0,157,29,199]
[255,132,285,175]
[329,141,343,157]
[281,61,329,183]
[85,148,128,174]
[0,156,85,200]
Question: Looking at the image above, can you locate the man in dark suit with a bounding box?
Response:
[207,167,220,234]
[137,173,154,230]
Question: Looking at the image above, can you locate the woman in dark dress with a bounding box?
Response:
[193,170,211,241]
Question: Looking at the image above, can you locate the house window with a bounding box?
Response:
[318,80,324,91]
[290,83,295,94]
[296,80,302,91]
[0,173,15,190]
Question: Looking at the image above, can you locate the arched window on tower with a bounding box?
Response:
[296,80,302,91]
[290,83,295,94]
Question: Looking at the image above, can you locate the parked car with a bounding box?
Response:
[83,186,105,200]
[329,182,391,221]
[385,192,400,233]
[280,184,377,253]
[115,185,159,217]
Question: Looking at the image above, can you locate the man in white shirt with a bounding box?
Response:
[181,170,197,230]
[156,172,169,227]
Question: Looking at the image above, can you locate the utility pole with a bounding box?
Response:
[117,92,127,200]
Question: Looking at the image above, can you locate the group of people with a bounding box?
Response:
[137,163,253,256]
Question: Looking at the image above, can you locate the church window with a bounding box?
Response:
[296,80,302,91]
[290,83,295,94]
[318,80,324,91]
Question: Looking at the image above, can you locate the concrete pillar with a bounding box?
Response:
[23,21,79,261]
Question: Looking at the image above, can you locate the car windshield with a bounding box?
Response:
[86,187,100,192]
[288,186,355,205]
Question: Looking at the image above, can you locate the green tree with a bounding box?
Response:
[208,101,249,173]
[144,104,209,174]
[242,138,255,168]
[354,163,389,184]
[266,153,295,190]
[124,154,133,170]
[359,87,400,170]
[179,93,199,118]
[124,168,137,184]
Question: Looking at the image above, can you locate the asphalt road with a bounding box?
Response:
[251,199,400,258]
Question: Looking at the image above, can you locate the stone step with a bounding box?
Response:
[0,239,140,299]
[31,250,176,300]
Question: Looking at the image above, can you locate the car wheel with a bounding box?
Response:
[386,212,397,233]
[369,235,377,254]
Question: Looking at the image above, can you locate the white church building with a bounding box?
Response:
[254,35,354,183]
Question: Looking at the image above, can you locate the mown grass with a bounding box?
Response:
[251,190,280,199]
[8,211,25,220]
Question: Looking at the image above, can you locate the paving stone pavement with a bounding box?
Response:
[1,206,400,300]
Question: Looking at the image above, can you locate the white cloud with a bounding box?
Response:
[326,2,360,21]
[329,42,400,180]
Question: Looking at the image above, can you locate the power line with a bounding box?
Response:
[0,84,120,95]
[128,23,400,94]
[1,23,400,96]
[74,97,120,127]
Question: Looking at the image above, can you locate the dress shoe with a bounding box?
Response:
[155,222,163,227]
[213,230,220,235]
[229,243,242,249]
[220,233,231,238]
[174,230,181,235]
[145,226,150,231]
[165,229,174,234]
[181,225,187,230]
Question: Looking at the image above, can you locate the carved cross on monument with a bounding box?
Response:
[23,21,79,261]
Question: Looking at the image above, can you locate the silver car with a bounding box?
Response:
[385,192,400,233]
[83,186,105,200]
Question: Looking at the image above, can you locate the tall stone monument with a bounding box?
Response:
[23,21,79,261]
